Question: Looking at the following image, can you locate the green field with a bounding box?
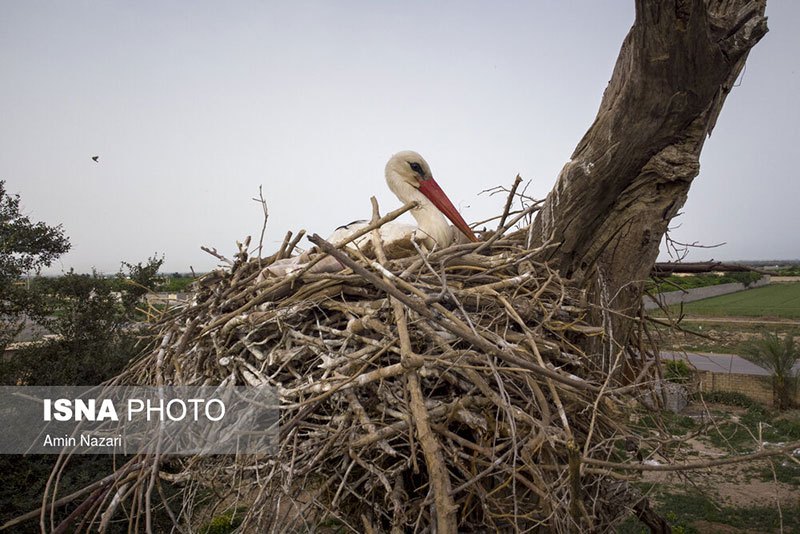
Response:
[676,282,800,319]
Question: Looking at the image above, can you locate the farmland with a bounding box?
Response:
[656,282,800,356]
[672,282,800,319]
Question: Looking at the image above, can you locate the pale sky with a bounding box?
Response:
[1,2,798,275]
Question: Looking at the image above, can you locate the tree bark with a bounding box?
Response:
[529,0,768,361]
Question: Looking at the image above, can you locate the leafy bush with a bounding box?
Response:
[0,271,138,386]
[160,276,195,292]
[0,181,70,349]
[775,265,800,277]
[117,254,164,313]
[696,391,760,409]
[664,359,690,382]
[725,271,762,287]
[771,417,800,440]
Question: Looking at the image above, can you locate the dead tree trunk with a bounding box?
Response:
[529,0,768,363]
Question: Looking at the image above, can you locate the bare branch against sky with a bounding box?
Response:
[1,2,797,274]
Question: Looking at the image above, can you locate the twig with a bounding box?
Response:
[253,185,269,260]
[200,246,233,265]
[496,174,523,232]
[582,440,800,471]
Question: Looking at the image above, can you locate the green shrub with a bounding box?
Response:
[618,489,800,533]
[776,265,800,276]
[664,359,690,382]
[696,391,760,409]
[772,417,800,440]
[725,271,762,287]
[160,276,195,292]
[198,507,247,534]
[754,460,800,484]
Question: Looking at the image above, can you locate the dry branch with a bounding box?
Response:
[652,261,771,275]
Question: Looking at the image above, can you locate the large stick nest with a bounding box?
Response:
[118,199,642,533]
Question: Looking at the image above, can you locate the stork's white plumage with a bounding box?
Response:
[330,151,477,251]
[266,151,477,277]
[385,150,477,247]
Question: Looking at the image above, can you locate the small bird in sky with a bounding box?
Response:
[91,156,99,163]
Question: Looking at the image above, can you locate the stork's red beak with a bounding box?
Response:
[418,178,478,243]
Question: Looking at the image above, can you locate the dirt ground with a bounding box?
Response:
[642,439,798,508]
[636,403,800,532]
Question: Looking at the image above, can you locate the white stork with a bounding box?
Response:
[266,151,477,276]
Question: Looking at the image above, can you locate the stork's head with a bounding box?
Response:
[385,151,478,244]
[385,150,434,185]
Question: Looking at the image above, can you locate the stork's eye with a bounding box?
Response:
[408,162,424,175]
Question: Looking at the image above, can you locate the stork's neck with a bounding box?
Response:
[412,197,454,248]
[386,175,454,248]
